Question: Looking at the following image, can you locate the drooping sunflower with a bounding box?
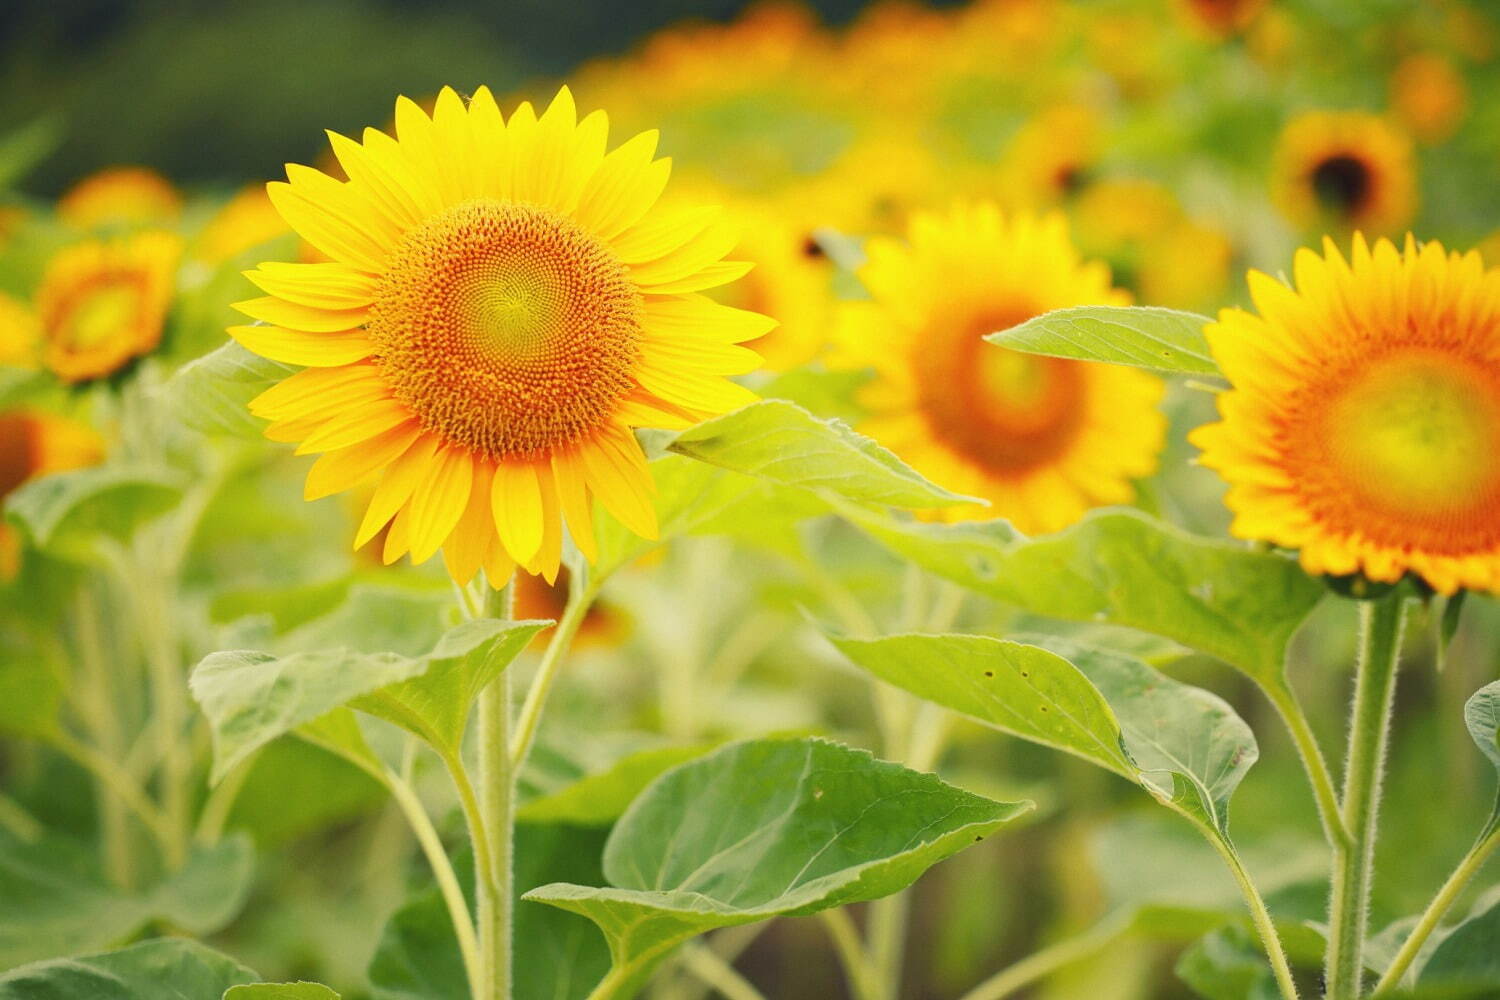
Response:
[37,231,183,383]
[57,167,183,231]
[836,203,1166,535]
[234,86,768,587]
[0,410,103,579]
[1271,111,1415,235]
[1191,235,1500,595]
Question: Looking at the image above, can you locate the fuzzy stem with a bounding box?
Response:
[955,912,1133,1000]
[478,582,516,1000]
[1326,594,1407,1000]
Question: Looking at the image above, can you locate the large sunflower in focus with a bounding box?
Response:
[836,203,1165,535]
[1192,235,1500,595]
[1272,111,1415,235]
[234,86,768,586]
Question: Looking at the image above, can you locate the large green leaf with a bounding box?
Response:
[0,937,257,1000]
[526,737,1031,1000]
[1176,925,1282,1000]
[192,615,529,782]
[986,304,1220,377]
[1418,885,1500,990]
[352,618,551,760]
[368,825,610,1000]
[831,632,1257,834]
[5,466,184,555]
[0,832,254,968]
[1464,681,1500,776]
[225,986,340,1000]
[667,399,979,509]
[833,504,1324,687]
[159,341,297,438]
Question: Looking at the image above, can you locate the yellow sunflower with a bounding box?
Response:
[193,185,290,266]
[1173,0,1266,38]
[57,167,183,231]
[37,231,183,383]
[233,86,768,587]
[999,104,1103,207]
[514,566,628,649]
[1272,111,1416,235]
[1390,53,1468,146]
[1191,235,1500,595]
[0,293,40,369]
[836,203,1166,535]
[0,410,103,579]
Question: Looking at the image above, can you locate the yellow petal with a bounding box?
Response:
[229,324,375,367]
[245,261,380,310]
[303,422,422,501]
[443,459,498,587]
[574,132,667,239]
[492,460,545,564]
[642,295,776,344]
[642,260,753,295]
[355,434,442,548]
[407,446,474,563]
[551,449,597,564]
[295,396,414,454]
[232,295,369,332]
[579,425,657,540]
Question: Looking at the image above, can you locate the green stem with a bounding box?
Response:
[1207,832,1300,1000]
[1326,594,1407,1000]
[819,908,883,1000]
[49,731,174,859]
[72,584,134,885]
[1372,816,1500,995]
[955,912,1133,1000]
[478,583,516,1000]
[386,767,484,1000]
[194,755,254,844]
[1266,683,1352,850]
[509,582,597,769]
[679,943,768,1000]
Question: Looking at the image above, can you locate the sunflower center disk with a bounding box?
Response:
[1317,350,1500,546]
[367,200,643,461]
[915,316,1085,476]
[60,282,144,351]
[1311,154,1372,215]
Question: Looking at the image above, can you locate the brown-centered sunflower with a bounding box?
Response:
[1272,110,1416,235]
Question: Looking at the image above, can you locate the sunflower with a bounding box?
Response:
[1390,53,1468,146]
[57,167,183,231]
[0,410,103,579]
[999,104,1102,206]
[514,567,627,648]
[234,86,768,587]
[1190,235,1500,595]
[1173,0,1266,38]
[1272,111,1415,235]
[0,293,40,369]
[835,203,1166,535]
[37,231,183,383]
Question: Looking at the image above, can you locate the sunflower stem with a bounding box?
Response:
[1326,593,1407,1000]
[478,582,516,1000]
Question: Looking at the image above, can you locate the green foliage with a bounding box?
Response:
[5,466,184,556]
[1418,886,1500,990]
[224,985,341,1000]
[0,832,253,968]
[0,937,256,999]
[1176,925,1281,1000]
[832,504,1325,688]
[987,305,1220,377]
[668,399,980,509]
[527,737,1031,999]
[516,743,716,826]
[160,341,296,438]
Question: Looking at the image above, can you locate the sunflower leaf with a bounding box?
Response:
[526,737,1030,1000]
[831,502,1324,689]
[4,465,184,555]
[0,938,257,1000]
[224,985,341,1000]
[987,305,1220,377]
[668,399,983,509]
[159,340,297,438]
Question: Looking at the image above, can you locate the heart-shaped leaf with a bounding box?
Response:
[987,304,1219,376]
[0,937,258,999]
[526,737,1032,1000]
[668,399,980,510]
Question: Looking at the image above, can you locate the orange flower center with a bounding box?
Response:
[915,313,1085,476]
[367,200,642,461]
[1292,347,1500,554]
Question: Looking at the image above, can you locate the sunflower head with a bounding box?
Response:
[58,167,183,231]
[834,202,1166,535]
[1174,0,1267,38]
[0,293,40,369]
[1390,53,1468,146]
[1191,234,1500,595]
[1001,104,1103,206]
[37,231,183,383]
[234,86,768,588]
[1272,111,1416,235]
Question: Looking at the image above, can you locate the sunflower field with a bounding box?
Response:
[2,0,1500,998]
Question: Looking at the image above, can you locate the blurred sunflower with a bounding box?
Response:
[514,567,628,648]
[0,410,103,579]
[1271,111,1415,235]
[836,203,1165,535]
[1173,0,1266,38]
[1390,53,1468,146]
[193,185,290,266]
[999,104,1102,207]
[0,293,40,369]
[235,86,768,587]
[1191,235,1500,594]
[37,231,183,383]
[57,167,183,231]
